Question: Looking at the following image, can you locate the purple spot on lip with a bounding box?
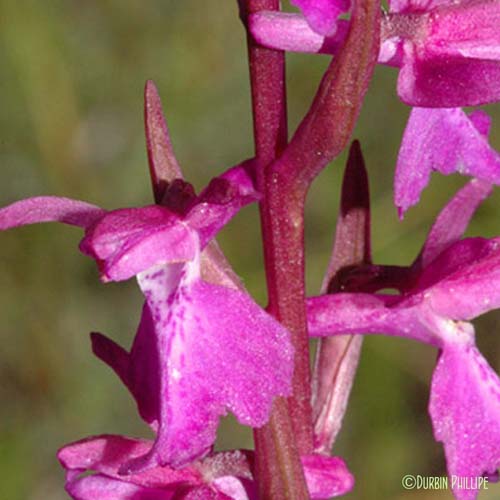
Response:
[148,269,166,281]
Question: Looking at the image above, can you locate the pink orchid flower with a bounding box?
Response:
[58,434,354,499]
[308,179,500,500]
[0,164,294,470]
[250,0,500,106]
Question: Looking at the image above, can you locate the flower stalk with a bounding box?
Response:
[241,1,311,497]
[242,0,380,496]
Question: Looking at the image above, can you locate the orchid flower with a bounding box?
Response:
[395,107,500,216]
[250,0,500,106]
[307,179,500,499]
[0,149,294,474]
[57,434,354,500]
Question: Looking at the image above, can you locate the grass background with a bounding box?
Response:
[0,1,499,499]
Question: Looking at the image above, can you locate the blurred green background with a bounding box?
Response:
[0,1,499,499]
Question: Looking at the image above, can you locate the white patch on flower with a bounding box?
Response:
[171,368,181,381]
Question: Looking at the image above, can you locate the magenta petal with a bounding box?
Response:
[182,486,233,500]
[395,108,500,216]
[91,332,132,403]
[291,0,349,36]
[132,262,293,469]
[91,305,160,427]
[249,12,348,55]
[60,438,255,499]
[429,343,500,499]
[210,477,254,500]
[397,48,500,107]
[66,474,176,500]
[424,238,500,320]
[416,179,492,269]
[58,435,201,487]
[388,0,451,14]
[187,163,258,248]
[426,1,500,61]
[468,109,492,138]
[0,196,105,230]
[301,454,354,498]
[80,206,198,281]
[307,293,438,346]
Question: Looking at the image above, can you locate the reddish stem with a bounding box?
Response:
[242,0,380,496]
[258,0,380,455]
[241,1,310,498]
[272,0,380,189]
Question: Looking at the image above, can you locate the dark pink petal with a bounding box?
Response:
[58,435,201,487]
[378,35,405,67]
[187,163,258,248]
[301,454,354,498]
[388,0,452,14]
[395,108,500,216]
[181,485,234,499]
[429,342,500,499]
[426,1,500,61]
[249,12,348,54]
[209,478,254,500]
[80,206,198,282]
[249,11,403,67]
[291,0,350,36]
[0,196,105,230]
[66,474,176,500]
[129,261,293,469]
[424,238,500,320]
[416,179,492,269]
[397,48,500,107]
[412,237,497,292]
[307,293,438,346]
[144,80,183,204]
[468,109,492,137]
[59,437,256,498]
[90,333,132,405]
[91,305,160,427]
[388,0,500,104]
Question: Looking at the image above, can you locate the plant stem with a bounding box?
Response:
[241,0,311,498]
[258,0,380,456]
[241,0,380,495]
